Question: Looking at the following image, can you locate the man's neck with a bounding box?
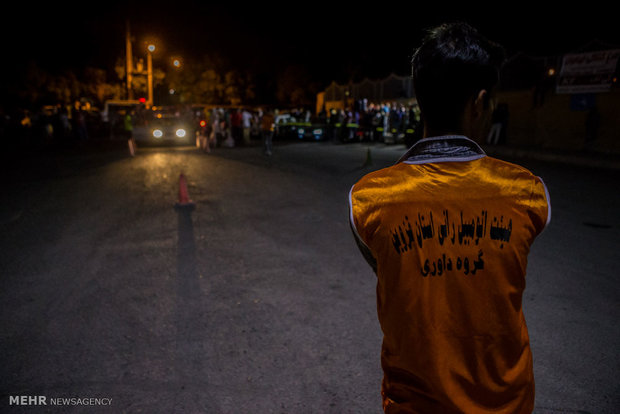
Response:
[423,126,464,139]
[424,125,484,145]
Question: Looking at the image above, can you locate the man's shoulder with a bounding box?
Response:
[352,163,408,192]
[482,155,535,173]
[481,156,543,185]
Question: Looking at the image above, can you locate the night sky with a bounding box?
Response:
[3,1,619,87]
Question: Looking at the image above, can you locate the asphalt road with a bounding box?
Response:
[1,140,618,413]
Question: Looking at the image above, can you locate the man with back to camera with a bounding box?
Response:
[349,23,551,413]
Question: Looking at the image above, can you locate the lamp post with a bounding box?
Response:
[147,44,155,107]
[125,20,134,100]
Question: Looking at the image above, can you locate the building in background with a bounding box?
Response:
[317,73,415,114]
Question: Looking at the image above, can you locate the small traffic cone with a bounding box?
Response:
[175,173,195,209]
[362,147,372,167]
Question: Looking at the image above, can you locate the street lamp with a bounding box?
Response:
[147,44,155,107]
[173,59,181,68]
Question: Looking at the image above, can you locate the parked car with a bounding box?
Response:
[274,113,326,141]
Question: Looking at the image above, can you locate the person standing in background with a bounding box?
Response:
[260,109,275,156]
[242,108,253,146]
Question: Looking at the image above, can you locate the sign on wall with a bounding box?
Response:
[557,49,620,93]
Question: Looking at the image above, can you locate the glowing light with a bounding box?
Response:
[176,129,186,138]
[139,97,146,103]
[173,59,181,67]
[169,89,175,95]
[148,44,156,53]
[200,120,206,127]
[156,113,162,119]
[547,68,556,76]
[313,129,323,140]
[153,129,163,138]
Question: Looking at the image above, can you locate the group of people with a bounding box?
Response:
[320,101,422,145]
[0,102,94,149]
[0,102,284,155]
[199,102,424,151]
[321,99,509,147]
[195,107,277,155]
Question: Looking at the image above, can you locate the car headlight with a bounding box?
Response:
[176,128,186,138]
[153,129,163,138]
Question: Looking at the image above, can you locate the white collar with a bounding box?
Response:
[396,135,486,165]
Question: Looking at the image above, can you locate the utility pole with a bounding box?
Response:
[147,45,154,108]
[125,20,134,100]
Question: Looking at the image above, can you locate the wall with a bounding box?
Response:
[497,89,620,154]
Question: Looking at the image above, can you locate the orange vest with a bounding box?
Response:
[349,136,550,413]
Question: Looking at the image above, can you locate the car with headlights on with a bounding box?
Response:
[133,110,193,146]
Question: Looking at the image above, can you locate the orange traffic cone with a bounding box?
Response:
[175,173,195,209]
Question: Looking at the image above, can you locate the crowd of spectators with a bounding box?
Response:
[319,100,422,145]
[0,102,105,150]
[0,99,424,151]
[0,103,271,150]
[196,107,277,148]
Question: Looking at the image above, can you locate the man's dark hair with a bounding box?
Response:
[411,22,505,133]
